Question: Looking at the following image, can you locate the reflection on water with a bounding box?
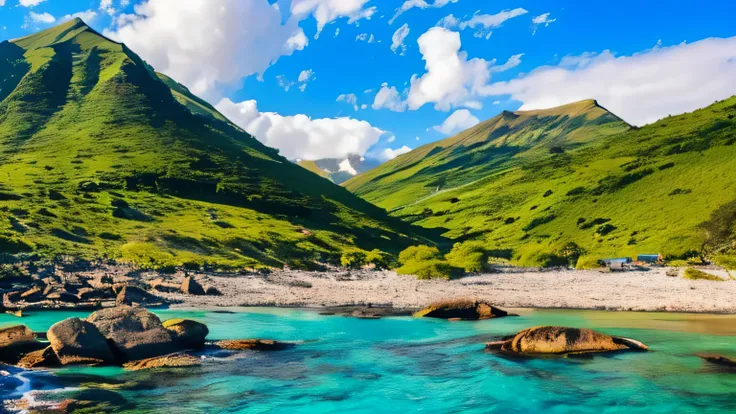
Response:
[3,308,736,413]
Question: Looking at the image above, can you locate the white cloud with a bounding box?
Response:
[479,37,736,126]
[19,0,46,7]
[391,23,410,55]
[532,12,556,35]
[60,10,98,23]
[389,0,458,25]
[372,82,407,111]
[105,0,373,97]
[374,28,522,112]
[438,8,527,39]
[334,27,340,38]
[26,11,55,24]
[276,75,296,92]
[298,69,315,83]
[291,0,375,39]
[215,98,386,161]
[299,84,308,92]
[356,33,377,43]
[433,109,480,134]
[377,146,412,162]
[0,1,5,6]
[337,93,359,111]
[338,159,358,175]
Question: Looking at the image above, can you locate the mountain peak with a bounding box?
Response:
[11,17,109,51]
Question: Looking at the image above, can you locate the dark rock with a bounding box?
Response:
[0,325,44,365]
[414,299,509,320]
[19,286,43,302]
[214,339,294,351]
[115,286,161,306]
[698,354,736,368]
[204,286,222,296]
[48,317,115,365]
[123,353,200,371]
[77,287,114,301]
[163,319,209,349]
[181,277,205,295]
[17,346,60,369]
[46,290,80,303]
[87,306,178,362]
[486,326,649,355]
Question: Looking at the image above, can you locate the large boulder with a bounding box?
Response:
[115,286,161,306]
[414,299,509,320]
[0,325,44,365]
[163,319,209,349]
[181,277,205,295]
[487,326,649,355]
[214,339,293,351]
[123,353,200,371]
[86,306,178,362]
[16,346,60,369]
[47,318,116,365]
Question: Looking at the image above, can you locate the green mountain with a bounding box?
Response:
[0,19,436,269]
[346,97,736,266]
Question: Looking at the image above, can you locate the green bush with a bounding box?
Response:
[683,268,724,281]
[340,251,367,269]
[365,249,393,269]
[0,264,28,280]
[445,241,488,272]
[396,260,457,280]
[575,256,603,270]
[713,255,736,270]
[398,245,441,264]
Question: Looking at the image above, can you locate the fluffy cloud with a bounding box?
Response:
[298,69,315,82]
[438,8,527,39]
[391,23,410,55]
[389,0,458,25]
[372,83,407,111]
[106,0,374,97]
[19,0,46,7]
[479,37,736,126]
[374,27,522,112]
[337,93,359,111]
[433,109,480,134]
[291,0,375,39]
[60,10,98,23]
[215,98,386,160]
[532,13,556,35]
[356,33,377,43]
[376,146,412,162]
[27,11,55,24]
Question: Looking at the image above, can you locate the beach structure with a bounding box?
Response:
[637,254,662,264]
[602,257,633,270]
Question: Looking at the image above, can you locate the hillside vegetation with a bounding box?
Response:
[347,96,736,266]
[0,19,438,270]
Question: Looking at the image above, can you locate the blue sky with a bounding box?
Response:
[1,0,736,163]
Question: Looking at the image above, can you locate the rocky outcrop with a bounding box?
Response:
[115,286,161,306]
[87,306,178,362]
[214,339,293,351]
[77,287,114,301]
[181,277,205,295]
[414,299,509,320]
[123,353,200,371]
[16,346,59,369]
[47,318,115,365]
[163,319,209,349]
[0,325,44,365]
[147,279,180,294]
[486,326,649,355]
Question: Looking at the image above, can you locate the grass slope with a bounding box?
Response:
[347,96,736,266]
[0,19,437,269]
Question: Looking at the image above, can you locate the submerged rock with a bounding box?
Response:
[698,354,736,368]
[87,306,178,362]
[414,299,509,320]
[214,339,294,351]
[47,317,115,366]
[163,319,209,349]
[486,326,649,355]
[123,353,200,371]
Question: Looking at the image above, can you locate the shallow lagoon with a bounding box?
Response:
[3,308,736,413]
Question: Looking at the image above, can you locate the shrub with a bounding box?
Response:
[713,255,736,270]
[398,245,441,264]
[575,256,603,270]
[340,251,367,269]
[365,249,393,269]
[683,268,724,281]
[445,241,488,273]
[396,260,457,280]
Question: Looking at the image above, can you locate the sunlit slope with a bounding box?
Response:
[0,19,437,268]
[374,97,736,265]
[345,100,629,210]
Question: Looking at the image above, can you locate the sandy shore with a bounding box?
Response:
[150,267,736,313]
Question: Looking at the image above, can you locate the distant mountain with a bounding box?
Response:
[346,98,736,266]
[297,154,380,184]
[0,19,437,269]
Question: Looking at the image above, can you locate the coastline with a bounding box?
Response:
[152,266,736,314]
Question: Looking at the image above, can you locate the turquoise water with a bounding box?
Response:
[3,308,736,413]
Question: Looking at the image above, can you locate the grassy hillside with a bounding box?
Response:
[345,100,629,211]
[347,97,736,266]
[0,19,438,270]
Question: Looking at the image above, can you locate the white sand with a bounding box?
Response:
[157,267,736,313]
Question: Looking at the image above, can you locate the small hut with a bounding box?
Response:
[637,254,662,264]
[602,257,633,270]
